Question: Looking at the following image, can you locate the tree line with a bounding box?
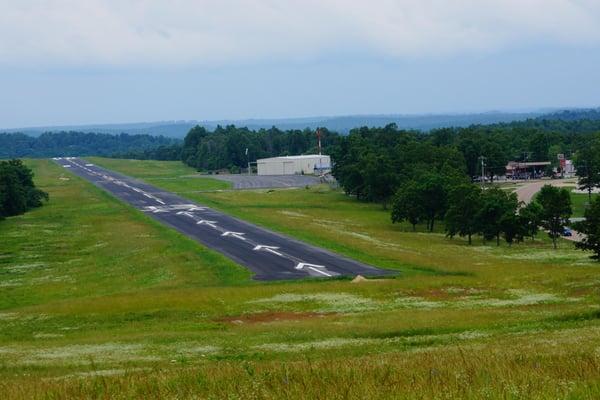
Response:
[0,160,48,220]
[180,125,339,172]
[331,123,600,259]
[176,115,600,179]
[333,123,600,204]
[3,113,600,180]
[393,182,572,248]
[0,132,178,158]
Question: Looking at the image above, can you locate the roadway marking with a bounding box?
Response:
[176,211,196,219]
[221,231,246,241]
[197,220,218,228]
[295,262,326,270]
[295,262,333,277]
[142,204,205,213]
[253,245,283,257]
[308,267,332,277]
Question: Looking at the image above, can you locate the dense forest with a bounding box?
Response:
[180,125,340,171]
[0,131,178,158]
[333,122,600,204]
[112,144,183,161]
[175,114,600,174]
[333,122,600,255]
[0,159,48,220]
[3,110,600,179]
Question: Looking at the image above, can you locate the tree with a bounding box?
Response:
[0,159,48,219]
[445,184,482,244]
[500,213,525,246]
[0,164,27,217]
[519,201,543,240]
[417,173,448,232]
[362,153,397,208]
[480,140,508,183]
[477,187,519,246]
[574,197,600,261]
[575,145,600,204]
[537,185,572,249]
[391,182,424,231]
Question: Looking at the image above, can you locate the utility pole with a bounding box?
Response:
[478,156,486,189]
[585,159,591,203]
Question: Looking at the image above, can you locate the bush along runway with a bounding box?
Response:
[54,158,392,280]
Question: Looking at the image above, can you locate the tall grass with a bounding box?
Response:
[3,344,599,399]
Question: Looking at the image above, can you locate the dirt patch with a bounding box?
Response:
[351,275,387,283]
[218,311,334,325]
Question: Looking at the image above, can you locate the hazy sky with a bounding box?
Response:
[2,0,600,128]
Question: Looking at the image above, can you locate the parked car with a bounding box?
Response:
[562,228,573,237]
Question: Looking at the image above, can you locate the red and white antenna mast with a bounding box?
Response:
[316,128,322,155]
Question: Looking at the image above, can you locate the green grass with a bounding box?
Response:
[1,157,599,399]
[87,157,231,192]
[570,189,598,218]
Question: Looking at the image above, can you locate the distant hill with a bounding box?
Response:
[0,121,198,139]
[0,131,178,158]
[534,108,600,121]
[4,108,600,138]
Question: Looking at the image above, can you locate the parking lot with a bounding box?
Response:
[210,174,322,189]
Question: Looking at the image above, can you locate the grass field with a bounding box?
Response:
[1,158,599,399]
[87,157,232,192]
[571,190,599,218]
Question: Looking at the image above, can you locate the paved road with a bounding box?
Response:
[209,174,321,190]
[54,158,390,281]
[514,179,576,204]
[513,179,583,242]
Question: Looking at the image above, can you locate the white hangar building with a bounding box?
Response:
[256,154,331,176]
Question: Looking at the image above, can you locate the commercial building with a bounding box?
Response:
[505,161,551,179]
[256,154,331,176]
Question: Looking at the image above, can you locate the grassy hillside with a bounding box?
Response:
[1,158,599,399]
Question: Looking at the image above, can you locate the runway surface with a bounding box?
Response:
[54,157,392,281]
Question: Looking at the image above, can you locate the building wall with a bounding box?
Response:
[257,155,331,175]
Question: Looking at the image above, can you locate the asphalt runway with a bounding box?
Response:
[54,157,392,281]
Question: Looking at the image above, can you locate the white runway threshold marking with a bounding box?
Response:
[221,231,246,241]
[253,245,283,257]
[295,262,332,277]
[142,204,203,213]
[196,220,218,228]
[176,211,196,219]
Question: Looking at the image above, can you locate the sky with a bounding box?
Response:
[1,0,600,128]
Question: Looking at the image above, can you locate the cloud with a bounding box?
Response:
[1,0,599,67]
